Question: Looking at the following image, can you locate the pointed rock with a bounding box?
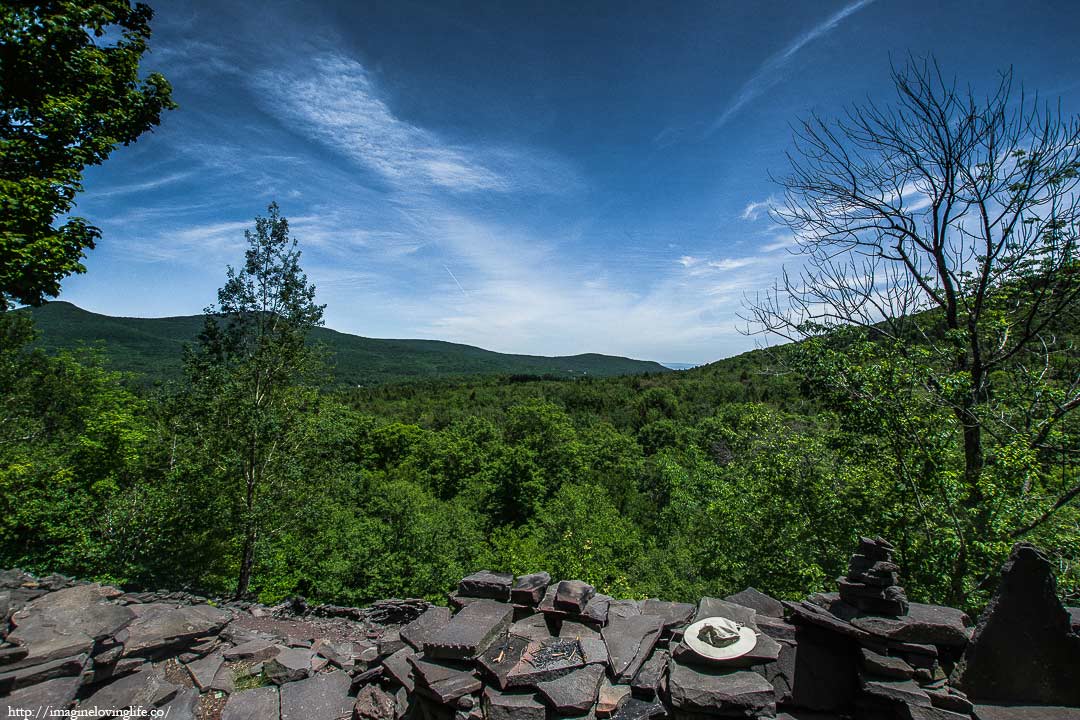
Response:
[956,543,1080,706]
[603,615,663,683]
[381,646,417,692]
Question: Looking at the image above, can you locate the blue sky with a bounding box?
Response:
[63,0,1080,364]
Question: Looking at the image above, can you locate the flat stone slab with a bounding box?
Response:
[0,653,88,692]
[222,686,281,720]
[381,646,417,691]
[631,649,668,698]
[511,613,555,641]
[425,599,513,660]
[608,599,642,620]
[610,697,667,719]
[508,637,584,687]
[561,620,600,642]
[851,603,972,647]
[353,684,397,719]
[483,687,547,720]
[861,677,932,707]
[784,600,876,644]
[973,705,1080,720]
[512,572,552,606]
[81,666,179,713]
[118,603,229,657]
[401,606,452,651]
[641,599,696,633]
[724,587,785,618]
[536,664,605,713]
[459,570,514,601]
[3,676,81,712]
[580,637,608,665]
[160,687,199,720]
[555,580,596,614]
[859,647,913,679]
[539,586,610,624]
[279,670,351,720]
[695,597,757,626]
[596,678,632,718]
[478,633,532,689]
[478,634,584,688]
[8,584,134,668]
[408,656,482,704]
[667,662,776,716]
[603,615,663,683]
[184,649,224,690]
[265,647,313,684]
[224,639,281,662]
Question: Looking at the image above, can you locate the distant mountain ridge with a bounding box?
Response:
[22,302,670,386]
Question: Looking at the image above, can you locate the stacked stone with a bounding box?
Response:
[6,546,1080,720]
[838,536,910,617]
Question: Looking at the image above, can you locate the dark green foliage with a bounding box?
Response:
[0,1,175,309]
[2,305,1078,609]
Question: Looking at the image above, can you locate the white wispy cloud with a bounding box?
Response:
[252,54,578,197]
[760,233,796,252]
[84,171,196,198]
[740,196,776,221]
[710,0,877,132]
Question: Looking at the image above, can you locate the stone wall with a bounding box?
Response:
[1,541,1078,720]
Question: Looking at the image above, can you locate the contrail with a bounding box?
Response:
[443,263,468,297]
[709,0,877,133]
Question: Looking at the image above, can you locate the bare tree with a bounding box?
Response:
[747,57,1080,598]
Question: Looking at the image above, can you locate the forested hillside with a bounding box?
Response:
[23,301,669,385]
[3,299,1076,615]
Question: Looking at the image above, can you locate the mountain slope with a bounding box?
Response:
[23,302,670,385]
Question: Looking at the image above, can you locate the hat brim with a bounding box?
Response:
[683,618,758,661]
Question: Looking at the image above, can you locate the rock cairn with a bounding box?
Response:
[3,539,1080,719]
[838,537,910,617]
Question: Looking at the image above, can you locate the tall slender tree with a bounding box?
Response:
[183,203,325,597]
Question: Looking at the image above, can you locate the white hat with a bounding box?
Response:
[683,617,758,662]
